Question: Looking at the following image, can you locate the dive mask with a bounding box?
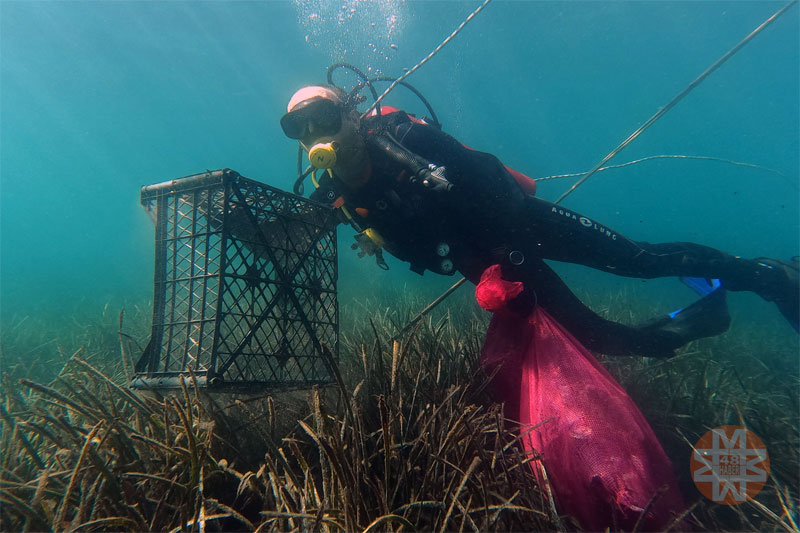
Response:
[280,98,343,141]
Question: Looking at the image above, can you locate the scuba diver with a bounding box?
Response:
[279,77,799,357]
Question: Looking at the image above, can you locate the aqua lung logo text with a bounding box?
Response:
[552,207,617,240]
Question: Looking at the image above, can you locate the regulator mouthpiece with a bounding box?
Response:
[308,141,338,169]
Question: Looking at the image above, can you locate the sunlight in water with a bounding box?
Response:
[293,0,405,68]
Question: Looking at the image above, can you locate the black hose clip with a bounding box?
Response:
[367,133,454,194]
[410,164,453,193]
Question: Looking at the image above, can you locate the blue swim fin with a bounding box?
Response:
[637,277,730,357]
[669,277,724,318]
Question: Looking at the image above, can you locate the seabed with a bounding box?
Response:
[1,288,797,532]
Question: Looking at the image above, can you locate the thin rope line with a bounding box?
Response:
[391,277,468,342]
[535,154,792,184]
[365,2,491,337]
[553,0,797,205]
[362,0,492,119]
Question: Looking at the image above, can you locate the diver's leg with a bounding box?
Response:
[516,197,757,279]
[515,197,798,330]
[491,258,710,357]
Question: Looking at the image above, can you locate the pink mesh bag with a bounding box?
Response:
[476,265,686,531]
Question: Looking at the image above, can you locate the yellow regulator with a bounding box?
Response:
[308,141,338,169]
[363,227,384,248]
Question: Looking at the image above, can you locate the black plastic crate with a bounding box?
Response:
[132,169,338,391]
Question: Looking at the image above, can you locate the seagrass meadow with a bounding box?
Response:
[0,287,797,532]
[2,1,798,530]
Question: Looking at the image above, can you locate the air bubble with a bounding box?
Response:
[293,0,406,64]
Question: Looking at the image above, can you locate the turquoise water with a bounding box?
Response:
[1,1,798,333]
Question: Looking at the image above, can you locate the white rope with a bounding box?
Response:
[553,0,797,205]
[362,0,492,119]
[535,154,794,188]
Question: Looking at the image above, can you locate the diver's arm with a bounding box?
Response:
[394,121,527,214]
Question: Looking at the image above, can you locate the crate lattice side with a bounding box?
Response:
[134,169,338,390]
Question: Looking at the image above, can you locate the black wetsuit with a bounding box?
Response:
[311,111,789,356]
